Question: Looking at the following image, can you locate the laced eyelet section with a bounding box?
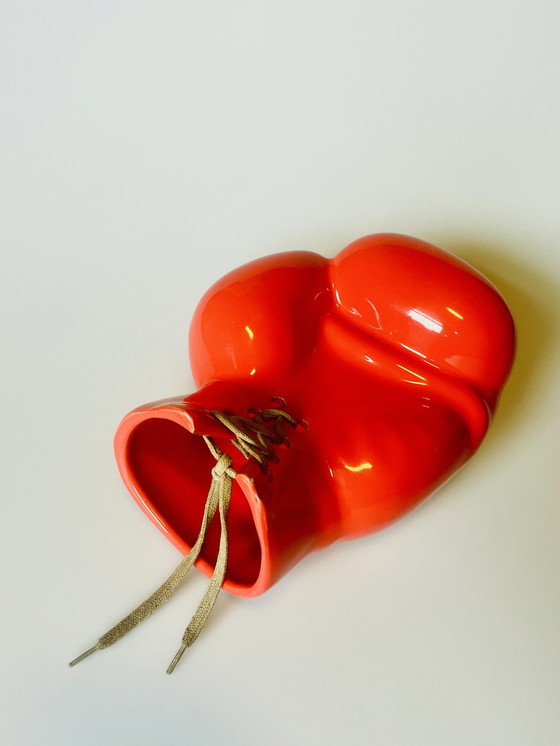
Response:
[212,407,297,475]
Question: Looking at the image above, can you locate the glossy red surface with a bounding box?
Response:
[114,234,515,598]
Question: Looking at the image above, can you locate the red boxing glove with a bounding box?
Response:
[115,234,515,599]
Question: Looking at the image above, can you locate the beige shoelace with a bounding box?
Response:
[69,407,297,674]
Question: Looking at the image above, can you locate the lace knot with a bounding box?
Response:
[211,453,235,481]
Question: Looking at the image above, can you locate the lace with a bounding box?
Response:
[69,407,297,674]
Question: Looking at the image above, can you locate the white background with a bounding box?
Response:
[1,2,559,744]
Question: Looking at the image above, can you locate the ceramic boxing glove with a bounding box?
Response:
[114,233,515,601]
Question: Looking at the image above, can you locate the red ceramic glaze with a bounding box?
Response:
[114,234,515,598]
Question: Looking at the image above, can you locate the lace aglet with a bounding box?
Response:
[69,644,100,667]
[166,643,188,674]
